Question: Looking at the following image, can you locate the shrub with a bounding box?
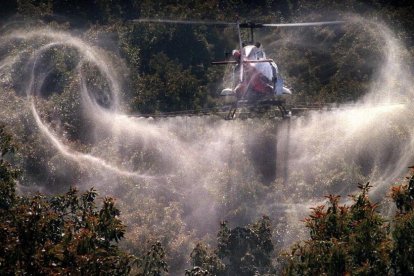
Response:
[283,183,391,275]
[186,216,275,275]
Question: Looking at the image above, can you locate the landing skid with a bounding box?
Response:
[129,99,293,119]
[225,99,290,120]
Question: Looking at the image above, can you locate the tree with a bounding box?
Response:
[0,185,134,274]
[137,241,169,276]
[283,183,391,275]
[186,216,275,275]
[390,170,414,275]
[0,124,169,275]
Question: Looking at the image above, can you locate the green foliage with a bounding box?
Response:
[16,0,53,17]
[187,216,275,275]
[119,192,192,274]
[187,243,225,275]
[137,241,169,276]
[0,186,135,275]
[135,52,206,113]
[390,172,414,275]
[282,174,414,275]
[0,124,18,210]
[391,173,414,213]
[392,211,414,275]
[0,127,170,274]
[283,183,391,275]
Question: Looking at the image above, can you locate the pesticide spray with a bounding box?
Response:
[0,15,413,269]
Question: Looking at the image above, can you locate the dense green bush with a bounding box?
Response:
[0,186,134,274]
[283,183,391,275]
[390,172,414,275]
[282,173,414,275]
[186,216,275,275]
[0,125,168,275]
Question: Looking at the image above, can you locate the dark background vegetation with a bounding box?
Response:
[1,0,414,275]
[2,0,413,114]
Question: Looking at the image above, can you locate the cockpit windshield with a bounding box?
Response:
[243,45,266,60]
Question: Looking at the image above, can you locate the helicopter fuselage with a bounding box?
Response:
[223,44,291,102]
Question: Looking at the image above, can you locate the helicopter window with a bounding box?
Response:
[256,50,264,59]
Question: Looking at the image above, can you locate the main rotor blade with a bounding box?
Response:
[132,18,236,27]
[211,59,275,65]
[262,21,345,27]
[133,18,344,28]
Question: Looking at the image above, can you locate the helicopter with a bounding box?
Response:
[133,18,344,119]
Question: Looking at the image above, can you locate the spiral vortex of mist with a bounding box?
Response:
[0,15,413,265]
[0,28,157,179]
